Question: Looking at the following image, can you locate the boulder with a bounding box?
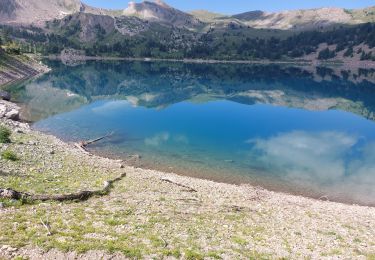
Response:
[4,109,19,120]
[0,90,11,101]
[0,100,21,121]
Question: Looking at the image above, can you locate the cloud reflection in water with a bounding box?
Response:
[247,131,375,203]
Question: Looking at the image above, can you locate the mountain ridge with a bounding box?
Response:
[1,0,374,31]
[0,1,374,63]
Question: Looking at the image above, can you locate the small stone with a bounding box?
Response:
[0,202,4,208]
[0,189,17,199]
[49,150,55,155]
[7,247,17,252]
[15,128,24,134]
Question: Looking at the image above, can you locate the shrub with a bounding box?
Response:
[1,150,18,161]
[0,126,11,143]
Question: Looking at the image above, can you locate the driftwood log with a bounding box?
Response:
[74,132,114,153]
[0,172,126,202]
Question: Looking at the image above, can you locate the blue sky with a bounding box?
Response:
[82,0,374,14]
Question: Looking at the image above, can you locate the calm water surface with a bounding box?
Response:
[10,61,375,206]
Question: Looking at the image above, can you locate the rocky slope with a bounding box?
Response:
[192,6,375,31]
[0,52,49,87]
[50,12,116,42]
[0,0,82,26]
[231,8,354,30]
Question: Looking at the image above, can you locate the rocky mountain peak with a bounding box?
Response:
[122,0,201,28]
[154,0,169,8]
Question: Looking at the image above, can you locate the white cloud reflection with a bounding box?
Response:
[144,132,189,146]
[247,131,357,181]
[246,131,375,204]
[145,132,170,146]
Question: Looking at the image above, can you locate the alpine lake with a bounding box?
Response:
[8,60,375,206]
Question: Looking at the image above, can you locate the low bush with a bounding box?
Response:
[0,126,11,143]
[1,150,18,161]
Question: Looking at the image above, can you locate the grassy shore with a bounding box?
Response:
[0,100,375,259]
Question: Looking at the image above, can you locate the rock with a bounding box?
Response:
[0,90,11,101]
[0,202,4,208]
[0,104,6,117]
[15,128,24,134]
[4,109,19,120]
[60,48,86,67]
[6,247,17,252]
[0,189,17,199]
[49,150,55,155]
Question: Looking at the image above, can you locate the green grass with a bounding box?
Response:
[1,150,18,161]
[0,125,11,143]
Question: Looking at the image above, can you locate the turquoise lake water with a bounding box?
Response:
[13,61,375,206]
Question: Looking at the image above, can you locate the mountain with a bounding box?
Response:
[191,7,375,31]
[231,8,354,30]
[189,10,226,23]
[0,1,374,63]
[1,0,374,31]
[122,1,202,29]
[0,0,82,26]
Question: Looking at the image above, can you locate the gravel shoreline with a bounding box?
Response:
[1,100,375,259]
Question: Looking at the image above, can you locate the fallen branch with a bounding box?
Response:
[74,131,115,153]
[80,131,114,147]
[160,178,197,192]
[0,172,127,202]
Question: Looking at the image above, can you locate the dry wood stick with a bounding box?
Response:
[0,172,127,202]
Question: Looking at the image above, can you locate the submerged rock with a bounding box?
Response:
[0,91,11,101]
